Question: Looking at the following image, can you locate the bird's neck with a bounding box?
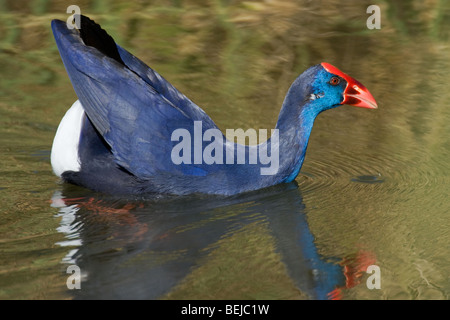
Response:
[274,96,318,183]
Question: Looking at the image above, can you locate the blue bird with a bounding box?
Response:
[51,15,377,196]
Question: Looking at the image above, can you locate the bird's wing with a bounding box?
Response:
[116,45,216,127]
[52,18,220,178]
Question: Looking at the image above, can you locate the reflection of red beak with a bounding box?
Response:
[327,249,377,300]
[321,62,378,109]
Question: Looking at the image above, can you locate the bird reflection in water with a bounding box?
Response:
[52,183,375,300]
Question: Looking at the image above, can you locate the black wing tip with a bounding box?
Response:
[74,14,125,66]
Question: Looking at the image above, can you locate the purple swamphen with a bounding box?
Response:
[51,15,378,196]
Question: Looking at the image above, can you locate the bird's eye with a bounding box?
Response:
[329,77,340,86]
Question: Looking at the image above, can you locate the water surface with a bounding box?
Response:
[0,0,449,299]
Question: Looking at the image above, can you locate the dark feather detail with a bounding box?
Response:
[78,14,125,66]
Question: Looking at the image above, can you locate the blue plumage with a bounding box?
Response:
[51,15,376,195]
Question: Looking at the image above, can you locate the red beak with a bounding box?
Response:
[321,62,378,109]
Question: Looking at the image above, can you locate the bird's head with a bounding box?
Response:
[305,62,378,113]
